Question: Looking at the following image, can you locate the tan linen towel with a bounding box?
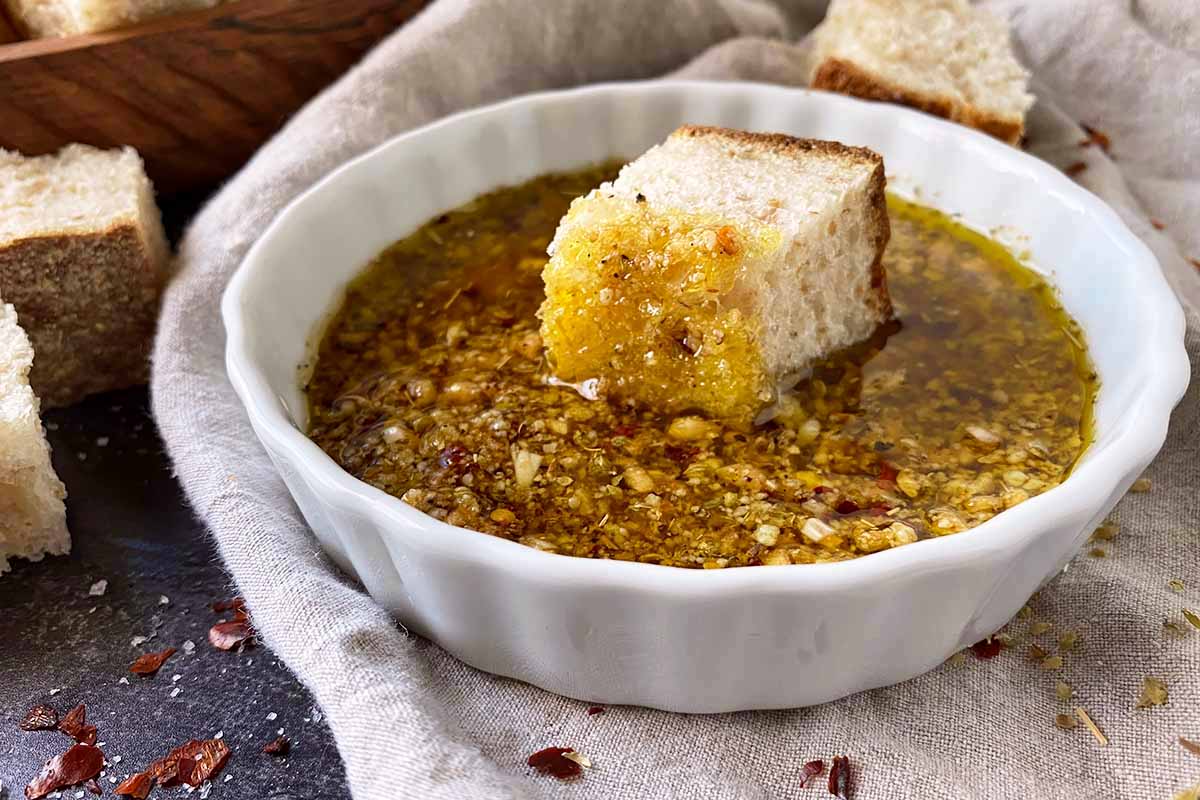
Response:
[151,1,1200,797]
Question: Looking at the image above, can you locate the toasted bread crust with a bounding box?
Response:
[0,224,166,407]
[810,58,1024,145]
[673,124,885,170]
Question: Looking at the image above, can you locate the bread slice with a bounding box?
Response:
[809,0,1033,145]
[2,0,221,37]
[539,125,890,425]
[0,144,169,407]
[0,301,69,575]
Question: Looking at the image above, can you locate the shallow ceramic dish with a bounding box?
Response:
[223,81,1189,713]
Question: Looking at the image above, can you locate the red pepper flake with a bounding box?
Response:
[209,620,254,651]
[1151,219,1166,230]
[527,747,583,781]
[130,647,177,677]
[613,423,638,438]
[57,704,97,745]
[877,462,898,484]
[211,597,245,614]
[971,637,1004,659]
[586,706,605,716]
[437,443,471,471]
[114,772,153,799]
[1080,123,1112,153]
[664,444,699,465]
[25,743,105,799]
[813,485,832,495]
[85,778,102,796]
[835,500,861,515]
[20,704,59,731]
[1064,161,1088,177]
[263,735,291,756]
[828,755,851,799]
[799,759,824,787]
[151,738,231,787]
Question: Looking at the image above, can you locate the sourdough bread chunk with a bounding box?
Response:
[539,125,890,424]
[3,0,221,37]
[0,302,69,575]
[0,144,169,407]
[809,0,1033,144]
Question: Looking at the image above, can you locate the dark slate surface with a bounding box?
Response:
[0,387,350,800]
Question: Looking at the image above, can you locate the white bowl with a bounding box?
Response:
[222,81,1189,712]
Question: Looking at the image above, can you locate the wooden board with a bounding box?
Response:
[0,0,429,192]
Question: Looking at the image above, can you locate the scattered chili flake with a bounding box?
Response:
[970,637,1003,659]
[263,735,291,756]
[1080,124,1112,153]
[1055,681,1074,701]
[85,778,102,796]
[612,424,638,438]
[1058,631,1080,651]
[1169,579,1185,592]
[1074,707,1108,746]
[1091,522,1119,541]
[799,759,824,788]
[20,704,59,731]
[1088,547,1107,558]
[25,743,105,799]
[828,755,851,799]
[210,597,245,614]
[813,485,832,495]
[1180,737,1200,757]
[1136,677,1169,708]
[1064,161,1088,177]
[1164,618,1189,637]
[1151,219,1166,230]
[130,647,177,677]
[114,772,153,799]
[1030,621,1052,636]
[437,443,471,471]
[586,706,605,716]
[209,620,254,651]
[663,444,698,464]
[151,738,231,787]
[1130,477,1152,493]
[1054,713,1077,730]
[877,462,898,483]
[527,747,583,781]
[57,704,97,745]
[1183,609,1200,630]
[835,500,861,515]
[1028,643,1049,661]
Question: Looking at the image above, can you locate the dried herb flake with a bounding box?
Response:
[1136,677,1168,708]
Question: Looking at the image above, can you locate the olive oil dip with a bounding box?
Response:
[305,165,1096,567]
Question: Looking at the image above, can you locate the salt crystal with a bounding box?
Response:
[223,775,232,783]
[214,731,223,739]
[88,580,108,597]
[159,595,170,606]
[131,636,148,647]
[182,640,196,653]
[111,756,121,764]
[198,782,212,799]
[170,687,181,698]
[266,712,277,721]
[96,437,109,447]
[172,674,182,683]
[118,677,129,685]
[49,687,61,696]
[277,728,284,736]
